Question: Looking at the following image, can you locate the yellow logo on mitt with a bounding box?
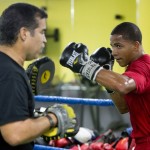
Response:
[41,70,50,84]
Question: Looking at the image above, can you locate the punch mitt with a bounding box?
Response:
[42,104,79,141]
[26,56,55,95]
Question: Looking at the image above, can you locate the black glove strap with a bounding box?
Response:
[45,114,55,128]
[106,88,115,94]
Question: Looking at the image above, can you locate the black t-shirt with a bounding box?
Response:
[0,52,35,150]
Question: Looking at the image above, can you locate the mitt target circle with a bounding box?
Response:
[41,70,50,84]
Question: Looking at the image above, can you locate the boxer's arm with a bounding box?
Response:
[110,92,129,114]
[95,69,136,94]
[95,69,136,114]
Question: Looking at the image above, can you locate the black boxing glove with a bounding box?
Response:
[106,48,114,70]
[60,42,103,81]
[90,47,115,93]
[90,47,110,69]
[90,47,114,70]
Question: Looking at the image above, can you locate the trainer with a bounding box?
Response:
[0,3,78,150]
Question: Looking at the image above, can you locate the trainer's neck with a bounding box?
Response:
[0,45,24,67]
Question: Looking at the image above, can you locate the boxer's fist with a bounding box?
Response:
[90,47,114,70]
[106,48,114,70]
[60,42,89,73]
[60,42,102,81]
[90,47,115,93]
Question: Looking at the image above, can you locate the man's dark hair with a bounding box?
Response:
[0,3,48,45]
[111,22,142,44]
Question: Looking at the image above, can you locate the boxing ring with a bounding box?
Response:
[34,95,115,150]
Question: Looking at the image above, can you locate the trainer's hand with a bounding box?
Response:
[60,42,102,81]
[42,104,79,141]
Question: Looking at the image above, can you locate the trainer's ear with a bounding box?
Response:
[19,27,29,41]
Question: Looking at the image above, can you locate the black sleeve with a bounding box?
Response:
[0,77,33,125]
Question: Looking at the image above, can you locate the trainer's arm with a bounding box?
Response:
[0,114,57,146]
[95,69,136,113]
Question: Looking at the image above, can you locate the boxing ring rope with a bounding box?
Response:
[34,95,114,106]
[34,144,66,150]
[34,95,114,150]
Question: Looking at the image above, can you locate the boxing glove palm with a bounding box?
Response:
[60,42,102,81]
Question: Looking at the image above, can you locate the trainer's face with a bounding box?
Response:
[110,34,137,67]
[26,18,47,60]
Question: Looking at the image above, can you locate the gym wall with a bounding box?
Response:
[136,0,150,55]
[0,0,149,82]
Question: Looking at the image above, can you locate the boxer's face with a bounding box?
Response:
[110,34,137,67]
